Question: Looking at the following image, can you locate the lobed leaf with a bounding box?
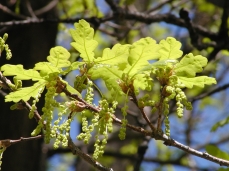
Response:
[5,81,46,102]
[126,37,159,77]
[70,19,98,62]
[47,46,71,68]
[178,76,216,88]
[175,53,208,77]
[159,37,183,60]
[70,61,85,70]
[34,62,60,76]
[1,64,42,81]
[94,44,130,67]
[89,66,123,95]
[133,73,153,94]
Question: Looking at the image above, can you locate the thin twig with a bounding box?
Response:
[0,3,27,19]
[34,0,58,16]
[131,93,156,131]
[191,83,229,102]
[25,0,38,19]
[146,0,173,14]
[0,135,43,148]
[68,136,113,171]
[0,71,42,121]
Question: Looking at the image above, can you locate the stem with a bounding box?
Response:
[131,92,156,131]
[157,95,165,130]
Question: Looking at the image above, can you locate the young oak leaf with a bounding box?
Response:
[34,62,60,76]
[127,37,159,77]
[94,44,130,67]
[47,46,71,68]
[70,61,85,70]
[177,76,216,88]
[70,19,98,62]
[5,80,46,102]
[133,73,153,94]
[159,37,183,60]
[1,64,42,81]
[89,66,123,95]
[174,53,208,77]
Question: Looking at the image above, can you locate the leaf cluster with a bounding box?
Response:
[0,20,217,161]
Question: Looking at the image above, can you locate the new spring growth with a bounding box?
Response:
[0,33,12,60]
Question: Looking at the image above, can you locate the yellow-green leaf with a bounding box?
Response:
[175,53,208,77]
[34,62,60,75]
[127,37,159,77]
[94,44,130,67]
[47,46,71,68]
[5,81,46,102]
[178,76,216,88]
[159,37,183,60]
[1,64,42,81]
[70,19,98,62]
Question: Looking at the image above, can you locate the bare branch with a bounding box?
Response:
[68,136,113,171]
[25,0,38,19]
[34,0,58,16]
[0,3,27,19]
[0,135,42,148]
[191,83,229,102]
[152,133,229,167]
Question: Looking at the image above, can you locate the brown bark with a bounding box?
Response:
[0,1,58,171]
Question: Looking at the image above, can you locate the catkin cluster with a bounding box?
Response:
[153,66,193,136]
[31,73,59,143]
[0,33,12,60]
[77,99,117,159]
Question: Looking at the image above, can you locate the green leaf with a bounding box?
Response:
[70,61,85,70]
[175,53,208,77]
[94,44,130,67]
[1,64,42,81]
[47,46,71,68]
[89,66,123,94]
[34,62,60,76]
[218,168,229,171]
[70,19,98,62]
[137,59,178,74]
[126,37,159,77]
[133,73,153,94]
[159,37,183,60]
[5,81,46,102]
[178,76,216,88]
[206,145,229,160]
[61,79,82,98]
[211,116,229,132]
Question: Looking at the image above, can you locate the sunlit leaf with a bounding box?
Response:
[175,53,208,77]
[178,76,216,88]
[94,44,130,67]
[1,64,42,81]
[34,62,60,76]
[159,37,183,60]
[5,81,46,102]
[70,19,98,62]
[126,37,159,77]
[133,73,153,94]
[89,66,123,95]
[47,46,71,68]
